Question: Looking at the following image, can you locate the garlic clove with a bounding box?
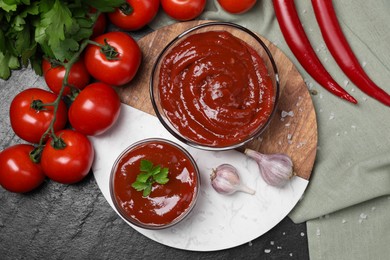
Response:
[210,164,255,195]
[245,148,294,187]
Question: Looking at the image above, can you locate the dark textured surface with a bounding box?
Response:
[0,27,309,260]
[0,173,309,260]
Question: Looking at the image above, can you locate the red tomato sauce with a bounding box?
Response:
[158,31,275,147]
[112,140,198,227]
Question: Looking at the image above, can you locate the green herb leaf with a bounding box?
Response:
[131,159,170,197]
[131,181,150,192]
[154,168,169,185]
[140,159,153,172]
[0,0,125,80]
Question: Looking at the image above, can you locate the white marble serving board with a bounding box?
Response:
[90,104,308,251]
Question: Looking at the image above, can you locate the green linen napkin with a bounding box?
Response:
[150,0,390,259]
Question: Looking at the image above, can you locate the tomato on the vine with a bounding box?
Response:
[41,129,94,184]
[108,0,160,31]
[69,82,121,136]
[217,0,257,14]
[42,58,90,96]
[161,0,206,21]
[10,88,68,144]
[92,13,107,38]
[84,31,142,86]
[0,144,45,193]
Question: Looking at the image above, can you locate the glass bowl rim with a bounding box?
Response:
[150,21,280,151]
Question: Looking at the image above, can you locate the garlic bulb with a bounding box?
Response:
[210,164,255,195]
[245,148,294,187]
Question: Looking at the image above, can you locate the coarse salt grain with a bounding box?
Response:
[264,249,271,254]
[329,112,335,120]
[343,80,349,87]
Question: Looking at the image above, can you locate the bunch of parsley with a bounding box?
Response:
[0,0,125,80]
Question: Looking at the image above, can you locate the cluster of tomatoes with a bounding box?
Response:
[0,0,258,194]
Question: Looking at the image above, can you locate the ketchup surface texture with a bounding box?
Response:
[112,141,198,227]
[158,30,275,147]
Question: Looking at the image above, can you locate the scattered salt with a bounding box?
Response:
[371,207,376,211]
[302,9,307,14]
[287,133,292,140]
[316,228,321,236]
[300,232,305,237]
[277,246,282,250]
[363,97,368,101]
[351,88,355,92]
[343,80,349,87]
[289,253,293,257]
[248,241,253,246]
[283,232,286,235]
[342,219,347,224]
[362,61,367,67]
[359,213,368,224]
[329,112,335,120]
[264,249,271,254]
[281,110,294,118]
[351,125,357,130]
[336,132,340,136]
[270,241,274,245]
[285,123,291,127]
[278,141,282,146]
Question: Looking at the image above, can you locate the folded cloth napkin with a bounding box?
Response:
[150,0,390,259]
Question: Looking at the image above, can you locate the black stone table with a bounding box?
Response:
[0,27,309,260]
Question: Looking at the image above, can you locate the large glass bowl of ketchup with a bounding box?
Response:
[150,22,280,150]
[110,138,200,230]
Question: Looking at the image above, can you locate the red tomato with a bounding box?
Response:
[69,82,121,136]
[217,0,257,14]
[161,0,206,21]
[84,31,142,86]
[108,0,160,31]
[0,144,45,193]
[42,58,90,96]
[10,88,68,144]
[92,13,107,38]
[41,130,94,184]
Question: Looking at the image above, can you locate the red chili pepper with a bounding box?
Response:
[272,0,357,104]
[311,0,390,107]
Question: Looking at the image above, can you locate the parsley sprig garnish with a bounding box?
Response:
[131,159,169,197]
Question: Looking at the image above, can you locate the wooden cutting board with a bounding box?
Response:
[116,21,317,181]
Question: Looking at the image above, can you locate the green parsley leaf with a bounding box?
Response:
[131,159,170,197]
[0,0,125,80]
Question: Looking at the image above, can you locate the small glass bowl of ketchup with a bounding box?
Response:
[110,138,200,230]
[151,22,280,151]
